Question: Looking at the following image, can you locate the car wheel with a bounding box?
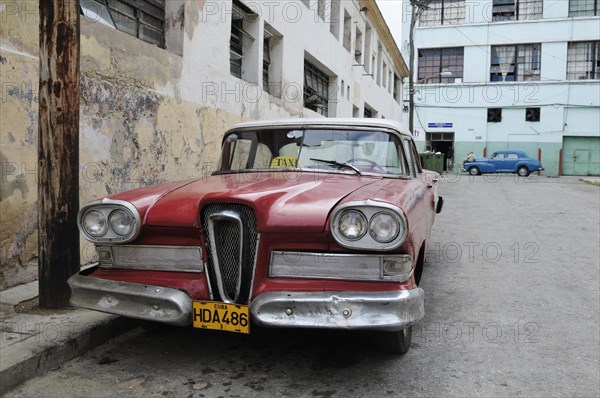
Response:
[517,166,530,177]
[376,326,413,355]
[468,166,480,176]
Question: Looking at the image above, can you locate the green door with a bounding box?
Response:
[573,149,590,175]
[562,137,600,176]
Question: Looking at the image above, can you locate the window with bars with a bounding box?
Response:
[490,44,541,82]
[487,108,502,123]
[567,41,600,80]
[426,132,455,141]
[230,1,255,79]
[419,0,465,26]
[569,0,598,16]
[393,74,401,102]
[304,60,330,116]
[263,30,272,94]
[418,47,463,83]
[491,0,543,21]
[525,107,540,121]
[80,0,165,47]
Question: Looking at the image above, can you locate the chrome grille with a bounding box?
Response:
[202,204,258,304]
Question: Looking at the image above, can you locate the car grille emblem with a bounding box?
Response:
[202,204,258,304]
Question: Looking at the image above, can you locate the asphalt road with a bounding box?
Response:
[6,175,600,398]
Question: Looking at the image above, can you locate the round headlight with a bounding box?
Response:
[82,210,108,237]
[369,212,400,243]
[109,209,135,237]
[338,210,368,240]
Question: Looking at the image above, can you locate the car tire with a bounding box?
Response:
[376,325,413,355]
[517,166,530,177]
[468,166,480,176]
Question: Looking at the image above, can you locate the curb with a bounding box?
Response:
[0,312,135,395]
[579,177,600,187]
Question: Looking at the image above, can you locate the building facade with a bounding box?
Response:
[0,0,407,288]
[401,0,600,176]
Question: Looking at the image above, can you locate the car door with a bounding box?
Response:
[489,152,504,171]
[504,152,520,172]
[403,138,436,227]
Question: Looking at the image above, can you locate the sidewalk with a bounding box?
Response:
[0,280,135,395]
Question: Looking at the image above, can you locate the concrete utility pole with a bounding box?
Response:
[408,0,429,136]
[38,1,81,308]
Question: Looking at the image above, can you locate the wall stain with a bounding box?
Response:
[0,203,38,290]
[165,3,185,32]
[0,151,29,201]
[185,0,206,41]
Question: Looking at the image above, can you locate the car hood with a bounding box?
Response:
[107,172,381,233]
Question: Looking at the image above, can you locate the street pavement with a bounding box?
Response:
[3,174,599,397]
[0,279,134,395]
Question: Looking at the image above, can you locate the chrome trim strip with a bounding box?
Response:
[68,268,192,326]
[250,289,424,331]
[207,210,244,303]
[247,233,260,303]
[97,245,203,273]
[203,244,215,300]
[269,251,413,282]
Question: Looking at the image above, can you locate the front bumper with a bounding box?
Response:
[68,267,192,326]
[69,268,424,331]
[250,289,424,331]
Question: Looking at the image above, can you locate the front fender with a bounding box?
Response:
[467,162,495,172]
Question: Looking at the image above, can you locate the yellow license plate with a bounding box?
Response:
[192,301,250,334]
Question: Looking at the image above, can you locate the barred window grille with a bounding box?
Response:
[419,0,465,26]
[304,60,330,116]
[230,2,255,79]
[80,0,165,47]
[490,44,541,82]
[569,0,598,16]
[567,41,600,80]
[417,47,463,83]
[487,108,502,123]
[263,30,272,94]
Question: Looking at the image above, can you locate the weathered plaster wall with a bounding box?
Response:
[0,0,40,288]
[0,1,245,287]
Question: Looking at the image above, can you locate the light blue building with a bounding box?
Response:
[401,0,600,176]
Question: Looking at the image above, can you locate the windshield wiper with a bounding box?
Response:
[309,158,362,176]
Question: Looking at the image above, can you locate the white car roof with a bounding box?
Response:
[229,118,411,137]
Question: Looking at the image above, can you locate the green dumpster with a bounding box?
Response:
[419,152,444,173]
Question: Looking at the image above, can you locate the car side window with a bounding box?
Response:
[506,153,519,159]
[402,138,417,178]
[410,140,422,174]
[492,153,504,159]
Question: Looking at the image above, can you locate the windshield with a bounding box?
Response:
[217,128,409,177]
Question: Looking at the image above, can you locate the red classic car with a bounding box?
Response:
[69,118,443,354]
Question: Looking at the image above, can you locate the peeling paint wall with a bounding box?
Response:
[0,0,406,288]
[0,0,40,288]
[0,1,249,287]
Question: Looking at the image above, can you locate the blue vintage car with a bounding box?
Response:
[463,150,544,177]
